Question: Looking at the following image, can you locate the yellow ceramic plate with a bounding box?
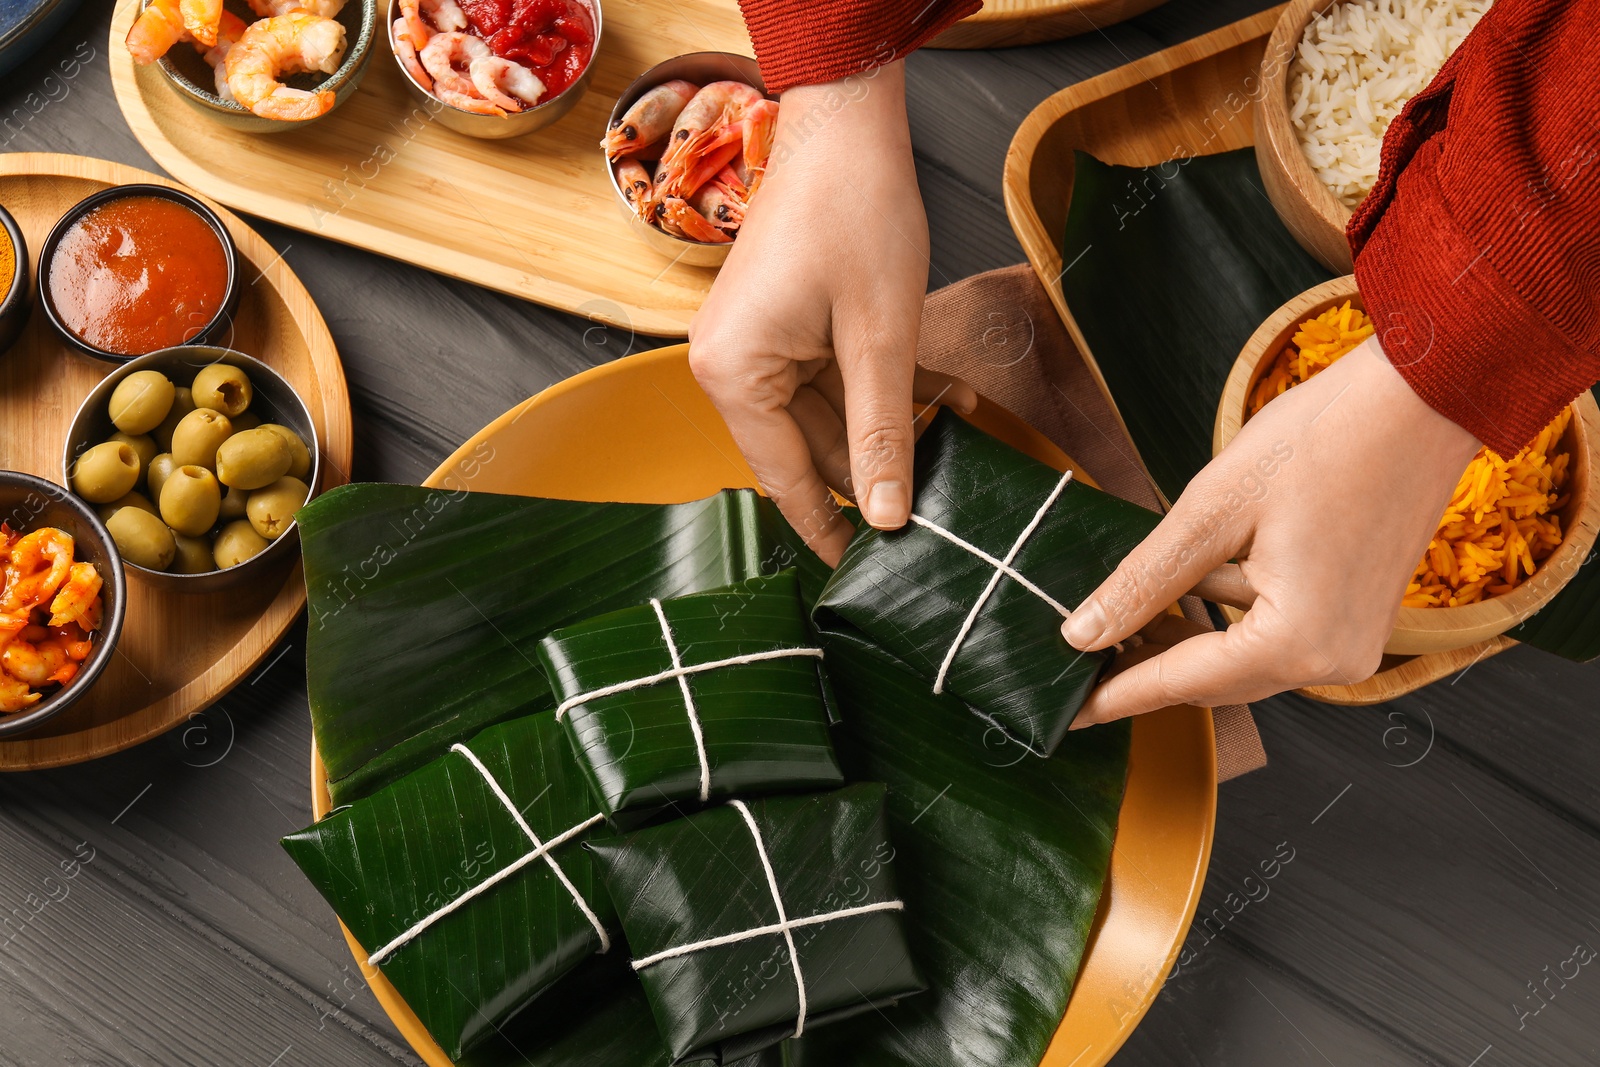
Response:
[310,345,1216,1066]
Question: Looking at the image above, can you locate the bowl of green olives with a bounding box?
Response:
[62,345,320,594]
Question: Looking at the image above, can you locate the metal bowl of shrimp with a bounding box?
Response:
[0,471,127,739]
[603,52,772,268]
[130,0,378,133]
[386,0,602,139]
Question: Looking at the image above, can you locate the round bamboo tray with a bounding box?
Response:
[1252,0,1353,275]
[1216,275,1600,657]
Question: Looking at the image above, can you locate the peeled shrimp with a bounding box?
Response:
[180,0,223,47]
[655,82,776,200]
[204,10,249,101]
[420,31,489,98]
[470,56,543,111]
[436,85,504,116]
[422,0,467,32]
[1,637,72,689]
[614,158,654,222]
[126,0,186,64]
[1,529,73,616]
[603,79,697,160]
[48,563,102,631]
[226,13,346,121]
[247,0,347,15]
[392,18,431,88]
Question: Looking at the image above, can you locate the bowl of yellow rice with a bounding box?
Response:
[1216,275,1600,657]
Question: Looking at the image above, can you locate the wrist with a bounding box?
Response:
[773,62,909,166]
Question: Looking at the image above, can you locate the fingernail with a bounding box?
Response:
[1063,601,1106,649]
[863,481,908,529]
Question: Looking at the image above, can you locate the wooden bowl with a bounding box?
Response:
[1216,276,1600,656]
[1252,0,1353,275]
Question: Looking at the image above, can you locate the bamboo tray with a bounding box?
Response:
[1001,6,1517,705]
[0,153,352,769]
[106,0,752,339]
[309,345,1216,1067]
[932,0,1169,49]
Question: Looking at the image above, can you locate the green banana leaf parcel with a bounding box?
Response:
[1060,147,1600,661]
[815,410,1161,756]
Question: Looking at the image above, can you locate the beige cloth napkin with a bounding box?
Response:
[915,265,1267,782]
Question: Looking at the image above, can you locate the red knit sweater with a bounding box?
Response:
[741,0,1599,457]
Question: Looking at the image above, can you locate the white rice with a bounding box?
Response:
[1287,0,1490,209]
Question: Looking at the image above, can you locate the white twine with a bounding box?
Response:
[630,799,906,1041]
[651,599,712,802]
[920,470,1075,694]
[365,744,609,967]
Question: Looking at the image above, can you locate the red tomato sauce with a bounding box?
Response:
[49,196,229,356]
[458,0,595,98]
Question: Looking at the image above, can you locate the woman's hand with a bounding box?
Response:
[688,61,975,566]
[1064,337,1481,725]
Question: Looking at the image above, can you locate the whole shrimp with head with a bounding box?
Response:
[225,12,347,120]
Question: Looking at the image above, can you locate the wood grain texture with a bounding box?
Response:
[930,0,1171,49]
[5,3,1600,1066]
[0,153,352,771]
[1252,0,1353,273]
[106,0,752,339]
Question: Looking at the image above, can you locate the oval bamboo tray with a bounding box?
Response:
[1215,275,1600,658]
[0,153,352,769]
[310,345,1216,1067]
[930,0,1168,49]
[1253,0,1353,274]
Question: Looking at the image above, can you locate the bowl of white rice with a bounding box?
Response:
[1253,0,1490,273]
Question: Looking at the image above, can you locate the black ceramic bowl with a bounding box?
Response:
[36,184,241,365]
[0,201,28,355]
[63,346,322,594]
[0,472,127,739]
[155,0,378,133]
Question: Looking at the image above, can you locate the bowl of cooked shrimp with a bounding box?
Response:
[387,0,601,138]
[603,52,774,267]
[124,0,378,132]
[0,471,126,738]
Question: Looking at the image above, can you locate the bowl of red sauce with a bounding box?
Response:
[386,0,600,138]
[37,184,240,365]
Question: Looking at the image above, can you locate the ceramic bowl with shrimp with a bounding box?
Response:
[0,471,127,739]
[603,52,773,268]
[386,0,601,139]
[131,0,378,133]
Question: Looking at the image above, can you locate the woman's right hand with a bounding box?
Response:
[688,60,975,566]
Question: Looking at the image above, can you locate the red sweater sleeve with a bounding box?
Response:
[1348,0,1600,457]
[737,0,981,94]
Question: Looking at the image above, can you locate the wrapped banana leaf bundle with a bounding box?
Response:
[535,570,843,822]
[590,784,924,1064]
[282,713,613,1060]
[815,410,1161,757]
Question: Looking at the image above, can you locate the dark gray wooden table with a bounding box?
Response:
[4,3,1597,1065]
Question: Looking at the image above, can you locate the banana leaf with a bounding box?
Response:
[787,629,1131,1067]
[589,784,924,1064]
[299,485,785,805]
[536,570,842,822]
[1061,148,1600,661]
[814,409,1161,757]
[281,712,614,1059]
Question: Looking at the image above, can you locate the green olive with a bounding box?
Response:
[171,533,215,575]
[96,490,158,522]
[230,410,262,433]
[214,520,269,569]
[170,408,233,470]
[107,432,158,478]
[192,364,253,418]
[106,506,176,571]
[159,465,222,537]
[108,370,176,435]
[218,485,249,522]
[260,423,311,481]
[146,453,177,502]
[215,427,291,490]
[71,441,141,503]
[152,386,196,452]
[246,476,309,540]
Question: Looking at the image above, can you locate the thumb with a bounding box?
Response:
[838,340,917,531]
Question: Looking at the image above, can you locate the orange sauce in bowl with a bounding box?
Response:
[48,196,229,356]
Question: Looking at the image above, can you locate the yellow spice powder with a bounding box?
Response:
[0,230,14,296]
[1246,302,1571,608]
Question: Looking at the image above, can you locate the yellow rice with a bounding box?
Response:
[1246,302,1571,608]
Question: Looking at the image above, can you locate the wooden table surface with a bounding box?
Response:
[3,3,1597,1065]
